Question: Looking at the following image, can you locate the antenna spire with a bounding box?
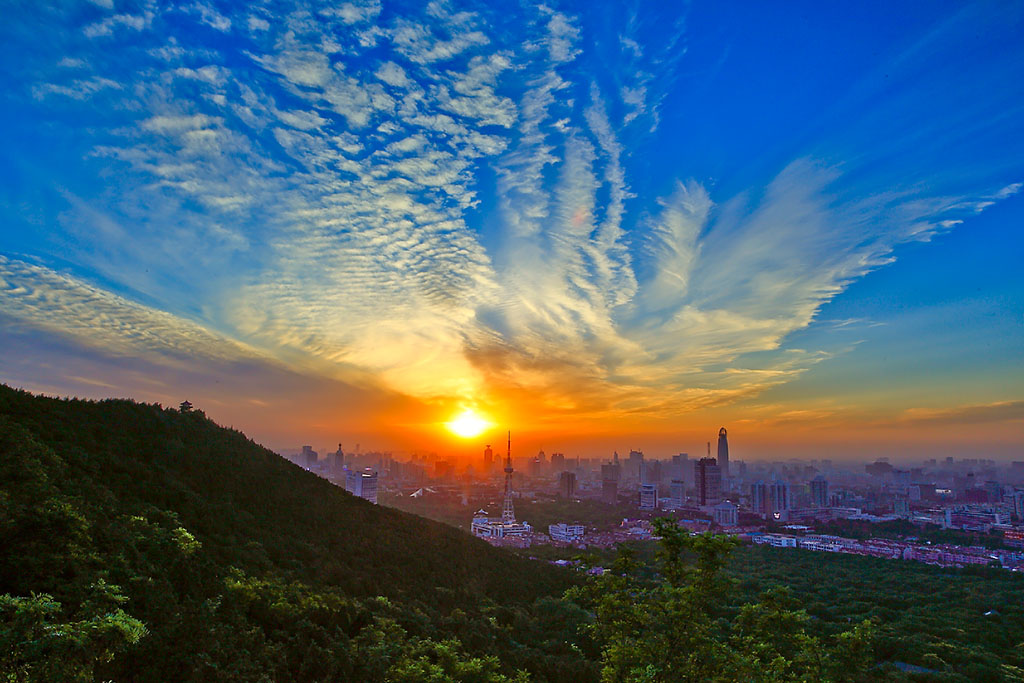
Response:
[502,430,515,523]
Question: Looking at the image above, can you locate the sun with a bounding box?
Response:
[446,409,489,438]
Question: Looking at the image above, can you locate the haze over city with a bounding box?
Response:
[1,1,1022,460]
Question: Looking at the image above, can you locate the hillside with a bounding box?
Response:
[0,385,596,681]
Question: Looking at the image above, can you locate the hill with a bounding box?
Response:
[0,385,596,681]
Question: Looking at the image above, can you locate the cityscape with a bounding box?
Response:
[287,426,1024,571]
[1,0,1023,681]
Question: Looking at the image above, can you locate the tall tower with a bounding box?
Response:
[717,427,729,477]
[502,431,516,523]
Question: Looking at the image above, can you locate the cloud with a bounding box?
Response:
[6,0,1021,432]
[0,256,264,366]
[83,12,152,38]
[898,401,1024,425]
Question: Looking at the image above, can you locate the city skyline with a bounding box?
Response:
[1,2,1022,460]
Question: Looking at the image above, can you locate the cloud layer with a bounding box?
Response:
[2,0,1021,436]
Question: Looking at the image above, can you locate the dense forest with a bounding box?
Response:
[2,384,1023,681]
[0,385,594,681]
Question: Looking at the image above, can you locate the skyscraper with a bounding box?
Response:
[345,468,378,504]
[558,471,576,498]
[639,483,658,510]
[301,445,318,468]
[768,479,790,513]
[751,480,768,514]
[550,452,566,471]
[669,479,686,508]
[601,462,620,504]
[330,444,345,476]
[717,427,729,478]
[694,457,722,506]
[483,444,493,469]
[627,449,644,481]
[1012,490,1024,521]
[810,475,829,508]
[671,453,689,484]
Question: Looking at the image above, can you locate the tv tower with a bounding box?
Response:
[502,431,516,523]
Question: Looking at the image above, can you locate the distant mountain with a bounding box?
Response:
[0,385,596,682]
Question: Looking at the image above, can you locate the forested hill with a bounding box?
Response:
[0,385,595,681]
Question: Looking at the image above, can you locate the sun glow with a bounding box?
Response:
[446,409,489,438]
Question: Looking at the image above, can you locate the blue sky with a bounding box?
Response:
[0,0,1021,457]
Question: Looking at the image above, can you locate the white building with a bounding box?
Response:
[638,483,658,510]
[345,468,378,504]
[548,523,585,542]
[752,533,797,548]
[713,501,738,527]
[471,513,532,539]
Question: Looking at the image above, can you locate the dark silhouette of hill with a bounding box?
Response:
[0,384,595,682]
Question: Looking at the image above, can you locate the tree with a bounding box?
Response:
[566,518,874,682]
[1,587,147,683]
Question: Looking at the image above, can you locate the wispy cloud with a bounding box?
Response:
[0,256,262,367]
[5,0,1021,431]
[898,401,1024,426]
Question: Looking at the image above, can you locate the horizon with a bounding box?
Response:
[1,2,1022,462]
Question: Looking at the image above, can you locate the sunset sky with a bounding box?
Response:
[1,1,1022,461]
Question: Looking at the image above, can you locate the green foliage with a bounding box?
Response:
[4,384,1023,682]
[0,385,594,681]
[566,518,874,682]
[1,589,146,683]
[812,518,1012,550]
[730,545,1024,682]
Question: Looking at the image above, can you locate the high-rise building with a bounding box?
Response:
[717,427,729,478]
[627,450,644,481]
[768,479,790,513]
[550,452,566,471]
[434,460,453,479]
[671,454,689,484]
[751,480,769,514]
[640,459,657,485]
[528,458,542,478]
[301,445,318,468]
[345,468,378,504]
[483,444,493,469]
[602,479,618,505]
[1012,490,1024,521]
[810,475,829,508]
[558,471,576,499]
[694,458,722,506]
[669,479,686,508]
[639,483,658,510]
[329,444,345,476]
[601,462,620,504]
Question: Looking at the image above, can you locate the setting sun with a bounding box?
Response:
[446,409,489,438]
